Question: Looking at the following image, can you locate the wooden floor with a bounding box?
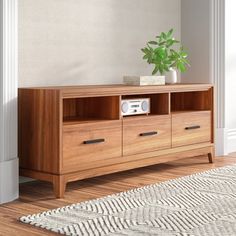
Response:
[0,154,236,236]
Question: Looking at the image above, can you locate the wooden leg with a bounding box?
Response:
[53,176,66,198]
[208,147,215,163]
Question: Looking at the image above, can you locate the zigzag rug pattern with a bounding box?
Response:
[20,165,236,235]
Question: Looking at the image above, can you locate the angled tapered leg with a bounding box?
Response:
[208,147,215,163]
[53,176,66,198]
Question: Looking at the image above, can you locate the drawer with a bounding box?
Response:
[123,115,171,156]
[172,111,211,147]
[62,120,122,173]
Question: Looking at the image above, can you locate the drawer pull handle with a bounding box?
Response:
[140,131,158,137]
[83,138,105,144]
[185,125,201,130]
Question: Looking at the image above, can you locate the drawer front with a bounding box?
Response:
[63,120,122,173]
[123,115,171,156]
[172,111,211,147]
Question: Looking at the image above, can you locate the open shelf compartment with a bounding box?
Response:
[63,96,120,124]
[171,90,213,113]
[121,93,170,116]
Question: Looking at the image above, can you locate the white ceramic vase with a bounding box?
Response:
[165,68,177,84]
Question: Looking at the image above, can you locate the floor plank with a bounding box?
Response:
[0,154,236,236]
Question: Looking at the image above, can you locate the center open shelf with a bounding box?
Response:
[122,93,170,116]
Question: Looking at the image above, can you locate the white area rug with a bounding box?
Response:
[20,165,236,235]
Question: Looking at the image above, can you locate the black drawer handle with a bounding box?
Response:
[83,138,105,144]
[185,125,201,130]
[140,131,158,137]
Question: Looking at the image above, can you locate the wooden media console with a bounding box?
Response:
[19,84,214,198]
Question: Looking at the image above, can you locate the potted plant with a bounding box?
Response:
[124,29,190,85]
[142,29,190,84]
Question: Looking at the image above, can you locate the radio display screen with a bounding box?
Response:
[131,105,139,108]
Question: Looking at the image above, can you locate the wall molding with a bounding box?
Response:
[227,129,236,154]
[0,159,18,203]
[210,0,226,156]
[228,129,236,139]
[216,128,228,156]
[0,0,19,204]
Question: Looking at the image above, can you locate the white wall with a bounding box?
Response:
[225,0,236,153]
[181,0,211,83]
[19,0,181,87]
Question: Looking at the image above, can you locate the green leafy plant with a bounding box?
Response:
[141,29,190,75]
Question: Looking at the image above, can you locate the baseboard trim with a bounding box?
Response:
[227,129,236,154]
[0,158,19,204]
[216,128,228,156]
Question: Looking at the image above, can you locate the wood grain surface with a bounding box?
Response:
[20,84,213,98]
[172,111,211,147]
[123,115,171,155]
[18,89,62,174]
[63,120,122,173]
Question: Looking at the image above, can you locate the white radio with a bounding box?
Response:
[121,98,150,116]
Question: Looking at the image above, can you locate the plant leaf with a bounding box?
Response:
[141,48,148,53]
[158,41,166,46]
[148,41,158,45]
[159,65,164,75]
[161,32,167,40]
[167,29,173,38]
[177,62,186,72]
[152,66,159,75]
[180,51,188,58]
[173,39,180,43]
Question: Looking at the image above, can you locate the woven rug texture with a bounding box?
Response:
[20,165,236,235]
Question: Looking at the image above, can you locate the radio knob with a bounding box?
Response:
[121,101,129,114]
[141,100,148,112]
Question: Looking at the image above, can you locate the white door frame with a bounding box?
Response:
[0,0,18,204]
[210,0,227,156]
